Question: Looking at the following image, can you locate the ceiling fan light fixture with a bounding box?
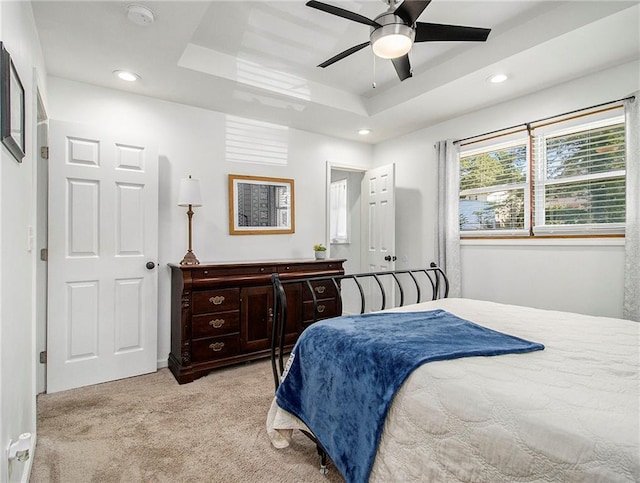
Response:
[370,23,414,59]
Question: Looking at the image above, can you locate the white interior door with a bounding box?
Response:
[47,120,158,393]
[363,163,396,272]
[361,164,396,310]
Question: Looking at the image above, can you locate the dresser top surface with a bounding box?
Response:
[168,258,346,270]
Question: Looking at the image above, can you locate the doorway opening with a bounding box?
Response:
[327,164,365,275]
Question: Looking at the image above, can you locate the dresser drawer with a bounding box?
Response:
[302,280,339,301]
[278,262,342,274]
[303,299,338,322]
[192,288,240,314]
[191,334,240,362]
[192,266,276,279]
[192,311,240,338]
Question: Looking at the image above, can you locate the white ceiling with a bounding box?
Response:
[32,0,640,144]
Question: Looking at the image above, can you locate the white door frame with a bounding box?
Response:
[34,87,48,395]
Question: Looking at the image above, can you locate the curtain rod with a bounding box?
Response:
[453,95,635,145]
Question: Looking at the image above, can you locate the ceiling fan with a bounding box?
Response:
[306,0,491,81]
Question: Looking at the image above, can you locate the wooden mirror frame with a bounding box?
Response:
[228,174,295,235]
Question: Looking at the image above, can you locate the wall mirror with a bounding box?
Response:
[228,174,295,235]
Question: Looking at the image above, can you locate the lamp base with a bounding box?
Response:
[180,250,200,266]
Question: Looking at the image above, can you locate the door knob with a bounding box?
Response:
[384,255,397,262]
[146,261,156,270]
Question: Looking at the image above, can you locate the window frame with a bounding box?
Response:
[532,115,626,236]
[458,110,626,239]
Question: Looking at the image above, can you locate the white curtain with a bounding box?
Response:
[624,93,639,322]
[435,140,461,297]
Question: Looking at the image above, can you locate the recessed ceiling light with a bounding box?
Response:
[113,70,139,82]
[358,129,371,135]
[489,74,508,84]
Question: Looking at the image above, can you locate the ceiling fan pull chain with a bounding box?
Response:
[372,55,377,89]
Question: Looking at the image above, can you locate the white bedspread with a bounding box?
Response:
[267,298,640,482]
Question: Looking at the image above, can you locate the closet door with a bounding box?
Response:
[47,120,158,393]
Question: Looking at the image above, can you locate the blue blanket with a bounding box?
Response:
[275,309,544,483]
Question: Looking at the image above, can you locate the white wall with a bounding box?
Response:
[373,60,639,318]
[46,76,373,368]
[0,2,47,481]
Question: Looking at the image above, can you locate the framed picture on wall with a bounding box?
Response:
[228,174,295,235]
[1,42,25,163]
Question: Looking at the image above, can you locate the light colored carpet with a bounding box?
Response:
[30,359,344,482]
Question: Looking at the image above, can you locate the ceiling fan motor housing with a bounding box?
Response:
[370,12,415,59]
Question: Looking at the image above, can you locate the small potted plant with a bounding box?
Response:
[313,244,327,260]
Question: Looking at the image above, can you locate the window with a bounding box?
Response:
[330,178,348,243]
[533,115,625,235]
[459,106,626,237]
[460,139,529,234]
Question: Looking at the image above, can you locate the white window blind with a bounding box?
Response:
[460,138,529,235]
[532,112,625,235]
[458,103,627,237]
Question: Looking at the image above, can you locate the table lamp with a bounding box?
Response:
[178,175,203,265]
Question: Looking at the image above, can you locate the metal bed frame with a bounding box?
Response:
[269,263,449,474]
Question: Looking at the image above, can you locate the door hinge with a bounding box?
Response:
[40,146,49,160]
[39,351,47,364]
[40,248,48,261]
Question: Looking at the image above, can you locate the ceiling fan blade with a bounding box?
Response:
[391,54,412,81]
[415,22,491,42]
[394,0,432,25]
[306,1,381,28]
[318,41,370,68]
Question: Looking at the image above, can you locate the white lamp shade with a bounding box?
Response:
[178,177,203,207]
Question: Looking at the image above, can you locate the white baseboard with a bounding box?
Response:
[156,358,168,369]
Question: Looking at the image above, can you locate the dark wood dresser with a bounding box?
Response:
[168,259,345,383]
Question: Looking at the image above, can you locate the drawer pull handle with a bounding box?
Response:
[209,295,225,305]
[209,319,225,328]
[209,342,225,352]
[315,286,326,294]
[317,304,326,313]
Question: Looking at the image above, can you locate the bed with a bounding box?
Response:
[266,266,640,483]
